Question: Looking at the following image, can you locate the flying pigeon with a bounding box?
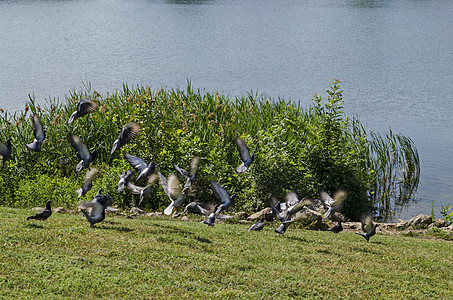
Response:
[124,153,155,182]
[160,173,189,215]
[66,98,98,125]
[356,214,378,242]
[127,173,158,207]
[117,169,135,193]
[68,134,97,174]
[203,205,219,226]
[79,189,114,226]
[110,122,140,155]
[277,192,314,220]
[0,137,12,167]
[210,181,236,214]
[248,217,265,231]
[321,188,348,221]
[183,201,214,216]
[173,155,200,189]
[26,200,52,221]
[269,196,292,236]
[328,220,343,233]
[76,167,99,200]
[26,113,45,151]
[235,137,254,174]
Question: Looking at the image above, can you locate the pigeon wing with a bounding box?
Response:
[124,153,148,173]
[236,137,252,163]
[69,134,90,160]
[210,181,230,204]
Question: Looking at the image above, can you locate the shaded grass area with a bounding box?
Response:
[1,207,452,299]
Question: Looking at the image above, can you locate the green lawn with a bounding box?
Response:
[1,207,451,299]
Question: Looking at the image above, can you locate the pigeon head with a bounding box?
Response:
[45,200,52,209]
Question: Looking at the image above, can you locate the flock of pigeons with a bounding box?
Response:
[3,98,378,241]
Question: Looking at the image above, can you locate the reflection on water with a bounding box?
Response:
[1,0,453,220]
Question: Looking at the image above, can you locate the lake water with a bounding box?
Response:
[1,0,453,220]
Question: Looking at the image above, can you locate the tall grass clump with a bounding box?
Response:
[0,80,419,220]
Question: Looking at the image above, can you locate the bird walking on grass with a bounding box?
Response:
[27,200,52,221]
[248,217,265,231]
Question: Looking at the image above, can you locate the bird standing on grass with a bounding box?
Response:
[248,217,265,231]
[66,98,98,125]
[110,122,140,155]
[235,137,254,175]
[356,214,378,242]
[321,188,348,221]
[26,113,45,152]
[27,200,52,221]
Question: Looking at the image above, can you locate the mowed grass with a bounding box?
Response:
[1,207,452,299]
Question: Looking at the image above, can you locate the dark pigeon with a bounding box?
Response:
[76,167,99,200]
[27,200,52,221]
[0,137,12,167]
[248,217,265,231]
[321,188,348,221]
[66,98,98,125]
[26,113,45,151]
[110,122,140,155]
[159,173,189,215]
[127,173,158,207]
[79,189,114,226]
[210,181,236,214]
[356,214,378,242]
[328,221,343,233]
[69,134,97,174]
[235,137,254,174]
[117,169,134,193]
[173,155,200,189]
[124,153,155,182]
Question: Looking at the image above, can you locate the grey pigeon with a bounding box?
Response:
[117,169,134,193]
[269,195,292,236]
[248,217,265,231]
[124,153,155,182]
[321,188,348,221]
[76,167,99,200]
[26,113,45,151]
[69,134,97,174]
[127,173,158,207]
[183,201,214,216]
[0,137,12,167]
[173,155,200,189]
[356,214,378,242]
[66,98,98,125]
[203,205,219,226]
[328,221,343,233]
[110,122,140,155]
[27,200,52,221]
[159,173,189,215]
[210,181,236,214]
[79,189,114,226]
[235,137,254,175]
[277,192,314,220]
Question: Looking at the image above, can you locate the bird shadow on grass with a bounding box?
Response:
[195,236,212,244]
[24,223,44,229]
[286,236,308,243]
[316,249,343,256]
[93,225,134,233]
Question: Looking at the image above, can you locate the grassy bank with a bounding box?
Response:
[1,207,451,299]
[0,81,419,220]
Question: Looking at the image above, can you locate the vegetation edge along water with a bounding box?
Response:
[0,80,420,221]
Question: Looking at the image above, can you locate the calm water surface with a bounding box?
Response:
[1,0,453,220]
